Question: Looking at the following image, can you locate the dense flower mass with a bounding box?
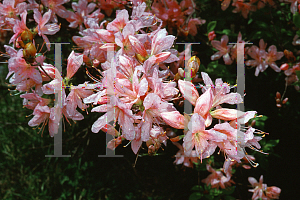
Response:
[0,0,288,198]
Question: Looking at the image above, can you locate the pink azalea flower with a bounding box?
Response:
[246,41,283,76]
[150,28,176,56]
[148,68,178,101]
[34,9,60,51]
[66,82,94,117]
[128,35,148,57]
[201,164,235,189]
[232,0,256,19]
[28,104,60,137]
[211,35,233,65]
[9,10,28,44]
[183,113,227,161]
[90,96,135,140]
[265,45,283,73]
[8,50,42,85]
[173,142,198,168]
[114,68,148,107]
[248,175,281,200]
[0,0,27,20]
[187,18,206,36]
[200,72,243,108]
[246,44,268,76]
[106,9,129,32]
[67,0,104,31]
[66,51,84,79]
[20,91,51,110]
[41,0,70,22]
[141,93,175,141]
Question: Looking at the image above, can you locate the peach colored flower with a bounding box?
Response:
[211,35,233,65]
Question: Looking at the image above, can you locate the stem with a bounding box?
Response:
[281,81,288,101]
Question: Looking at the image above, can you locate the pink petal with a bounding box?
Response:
[161,111,184,129]
[194,88,213,117]
[178,80,199,106]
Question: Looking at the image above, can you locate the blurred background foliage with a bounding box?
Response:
[1,0,300,199]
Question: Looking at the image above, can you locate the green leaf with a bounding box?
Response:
[207,21,217,33]
[60,176,69,185]
[297,30,300,36]
[268,139,280,146]
[189,192,202,200]
[216,29,231,35]
[221,29,231,35]
[248,18,253,24]
[191,185,202,191]
[296,70,300,80]
[293,13,300,28]
[222,186,235,195]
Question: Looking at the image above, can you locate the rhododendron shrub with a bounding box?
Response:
[3,0,300,199]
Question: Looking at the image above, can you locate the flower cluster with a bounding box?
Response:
[248,175,281,200]
[210,33,284,76]
[1,0,283,198]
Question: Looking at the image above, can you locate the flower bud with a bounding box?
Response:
[178,68,185,77]
[188,56,200,71]
[23,42,36,63]
[174,73,182,81]
[21,29,33,42]
[276,92,281,99]
[280,63,289,71]
[208,31,216,41]
[282,97,288,104]
[276,99,281,104]
[276,104,282,108]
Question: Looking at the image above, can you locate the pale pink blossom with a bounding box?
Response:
[66,51,84,79]
[232,0,256,19]
[34,9,60,51]
[183,113,227,161]
[211,35,233,65]
[41,0,70,22]
[248,175,281,200]
[202,164,235,189]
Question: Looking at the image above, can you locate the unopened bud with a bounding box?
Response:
[178,68,185,77]
[23,42,36,63]
[208,31,216,41]
[276,99,281,104]
[187,56,200,72]
[276,92,281,99]
[280,63,289,71]
[174,73,181,81]
[276,104,282,108]
[282,98,288,104]
[21,29,33,42]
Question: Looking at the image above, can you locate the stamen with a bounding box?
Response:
[123,140,131,147]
